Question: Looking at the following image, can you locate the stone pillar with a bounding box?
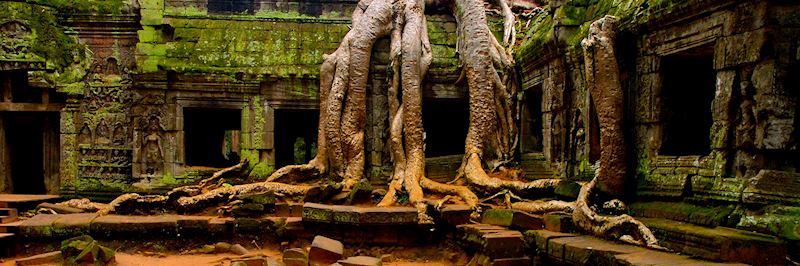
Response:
[581,16,626,196]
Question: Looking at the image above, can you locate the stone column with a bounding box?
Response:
[581,16,626,196]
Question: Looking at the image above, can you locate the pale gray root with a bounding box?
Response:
[98,182,314,215]
[198,160,247,187]
[175,182,313,209]
[57,198,108,212]
[511,200,574,213]
[463,153,561,194]
[572,176,666,250]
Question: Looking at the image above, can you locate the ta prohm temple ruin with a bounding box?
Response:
[0,0,797,265]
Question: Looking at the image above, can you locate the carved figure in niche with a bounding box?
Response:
[78,122,93,144]
[105,57,119,75]
[95,118,111,144]
[112,122,126,145]
[140,115,165,176]
[570,109,586,162]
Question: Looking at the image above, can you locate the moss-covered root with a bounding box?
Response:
[572,177,666,250]
[511,200,575,213]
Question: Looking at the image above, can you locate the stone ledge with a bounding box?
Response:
[524,230,747,266]
[640,217,786,265]
[302,203,418,225]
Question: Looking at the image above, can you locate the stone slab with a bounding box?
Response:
[18,214,60,238]
[15,251,62,266]
[640,217,786,265]
[440,204,472,225]
[309,235,344,266]
[51,213,99,237]
[90,215,179,237]
[302,203,418,225]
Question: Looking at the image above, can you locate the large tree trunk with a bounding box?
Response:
[582,15,626,196]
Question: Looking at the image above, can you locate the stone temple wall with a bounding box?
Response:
[515,0,799,241]
[34,0,479,199]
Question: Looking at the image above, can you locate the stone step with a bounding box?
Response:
[456,224,525,260]
[0,232,15,257]
[481,208,544,230]
[302,203,419,225]
[524,230,747,266]
[0,194,60,212]
[639,217,786,265]
[299,203,435,245]
[0,220,21,233]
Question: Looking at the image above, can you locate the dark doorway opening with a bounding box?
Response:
[521,86,544,153]
[422,99,469,157]
[184,108,242,167]
[659,46,715,155]
[2,112,58,194]
[274,109,318,168]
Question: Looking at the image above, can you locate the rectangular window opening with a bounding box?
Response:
[184,107,242,167]
[274,109,319,168]
[659,46,715,156]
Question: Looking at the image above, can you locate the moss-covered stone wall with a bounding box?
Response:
[514,0,800,242]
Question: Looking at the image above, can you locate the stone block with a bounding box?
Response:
[511,211,544,230]
[18,214,59,238]
[440,204,472,225]
[636,174,687,198]
[482,209,514,227]
[231,256,266,266]
[208,217,233,236]
[551,235,645,265]
[275,202,304,217]
[51,213,98,237]
[543,212,574,233]
[338,256,381,266]
[628,201,735,227]
[743,170,800,205]
[640,217,786,265]
[303,203,334,223]
[714,29,766,69]
[15,251,62,266]
[358,207,418,225]
[234,218,270,234]
[457,224,525,259]
[523,229,574,247]
[283,248,309,266]
[90,215,178,237]
[176,216,211,235]
[309,235,343,266]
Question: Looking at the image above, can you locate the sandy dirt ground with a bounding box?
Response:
[0,248,457,266]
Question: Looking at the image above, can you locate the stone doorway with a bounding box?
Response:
[659,46,716,155]
[0,112,60,194]
[521,85,544,154]
[274,109,318,168]
[184,107,242,168]
[422,99,469,157]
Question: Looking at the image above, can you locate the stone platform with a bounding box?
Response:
[0,194,60,211]
[4,203,791,265]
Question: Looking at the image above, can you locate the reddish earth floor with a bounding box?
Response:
[0,251,453,266]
